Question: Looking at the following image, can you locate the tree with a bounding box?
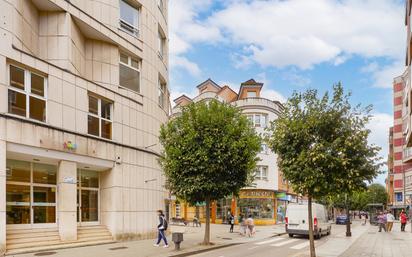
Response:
[267,84,381,257]
[365,183,388,206]
[159,100,261,245]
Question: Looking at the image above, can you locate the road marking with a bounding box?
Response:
[248,246,259,250]
[271,239,300,247]
[254,237,286,245]
[290,241,310,250]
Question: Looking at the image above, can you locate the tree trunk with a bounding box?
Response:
[203,197,211,245]
[308,196,316,257]
[346,201,352,237]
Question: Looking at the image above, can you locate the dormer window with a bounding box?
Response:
[247,91,257,98]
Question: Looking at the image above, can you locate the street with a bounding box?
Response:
[192,224,347,257]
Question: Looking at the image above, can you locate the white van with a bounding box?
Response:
[285,203,331,239]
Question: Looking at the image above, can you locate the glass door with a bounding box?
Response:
[6,160,57,229]
[77,169,100,226]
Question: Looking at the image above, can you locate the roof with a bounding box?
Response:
[173,94,193,104]
[241,79,264,86]
[196,78,221,90]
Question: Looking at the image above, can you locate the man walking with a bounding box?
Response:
[377,212,387,232]
[154,210,169,248]
[386,211,395,232]
[400,210,408,232]
[229,212,235,233]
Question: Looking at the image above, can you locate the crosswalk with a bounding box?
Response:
[253,236,314,250]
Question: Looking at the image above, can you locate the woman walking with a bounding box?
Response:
[400,210,408,232]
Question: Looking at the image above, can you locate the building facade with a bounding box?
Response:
[0,0,169,254]
[170,79,297,225]
[386,127,394,207]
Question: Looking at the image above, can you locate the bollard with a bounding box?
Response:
[172,232,184,250]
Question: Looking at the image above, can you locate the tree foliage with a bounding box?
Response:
[159,100,261,244]
[266,84,381,257]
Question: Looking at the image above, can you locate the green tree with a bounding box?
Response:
[266,84,381,257]
[365,183,388,206]
[159,100,261,245]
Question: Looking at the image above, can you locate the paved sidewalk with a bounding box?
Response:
[340,222,412,257]
[11,224,286,257]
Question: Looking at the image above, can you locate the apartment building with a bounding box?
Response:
[386,127,394,207]
[0,0,169,254]
[170,79,297,225]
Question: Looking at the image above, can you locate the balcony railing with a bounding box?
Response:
[232,97,283,113]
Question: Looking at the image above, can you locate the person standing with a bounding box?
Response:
[229,213,235,233]
[386,211,395,232]
[377,212,387,232]
[153,210,169,248]
[246,215,255,237]
[239,214,246,236]
[400,210,408,232]
[361,212,366,225]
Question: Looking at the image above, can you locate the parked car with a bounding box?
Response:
[335,215,350,225]
[285,203,331,239]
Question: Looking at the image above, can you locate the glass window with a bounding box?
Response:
[247,91,257,97]
[29,96,46,122]
[88,115,99,137]
[6,184,30,203]
[10,65,25,90]
[8,90,26,117]
[120,61,140,93]
[238,198,274,219]
[119,0,139,36]
[6,159,30,183]
[33,187,56,203]
[158,30,166,57]
[79,170,99,188]
[88,95,98,115]
[246,114,268,128]
[8,65,47,122]
[33,206,56,224]
[261,144,268,154]
[33,163,57,184]
[158,77,166,108]
[31,73,44,96]
[88,95,112,139]
[255,166,268,180]
[120,53,128,64]
[254,115,261,127]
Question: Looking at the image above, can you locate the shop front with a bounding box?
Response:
[237,189,276,225]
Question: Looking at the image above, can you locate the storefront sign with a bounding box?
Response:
[239,190,275,199]
[63,141,77,151]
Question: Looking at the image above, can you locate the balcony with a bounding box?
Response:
[232,97,283,113]
[404,147,412,163]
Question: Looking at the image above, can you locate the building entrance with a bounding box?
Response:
[6,159,57,228]
[77,169,99,225]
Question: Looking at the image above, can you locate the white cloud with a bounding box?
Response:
[362,61,405,88]
[261,89,286,103]
[282,69,311,87]
[205,0,405,69]
[170,56,201,77]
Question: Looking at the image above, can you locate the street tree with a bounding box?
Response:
[159,100,261,245]
[365,183,388,206]
[266,84,381,257]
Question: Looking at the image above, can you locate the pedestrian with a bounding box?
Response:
[239,214,246,236]
[229,213,235,233]
[246,215,255,237]
[386,211,395,232]
[361,212,366,225]
[153,210,169,248]
[400,210,408,232]
[377,212,387,232]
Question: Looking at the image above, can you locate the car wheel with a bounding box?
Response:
[289,234,294,238]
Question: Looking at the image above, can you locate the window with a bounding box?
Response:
[158,76,166,108]
[246,113,268,128]
[395,192,403,202]
[119,53,140,93]
[119,0,139,36]
[88,94,112,139]
[254,166,268,180]
[8,65,47,122]
[158,29,166,58]
[260,144,268,154]
[247,91,257,97]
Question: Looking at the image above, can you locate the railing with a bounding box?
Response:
[232,98,282,113]
[192,91,224,103]
[403,147,412,162]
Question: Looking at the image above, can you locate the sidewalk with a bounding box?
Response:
[340,222,412,257]
[11,224,286,257]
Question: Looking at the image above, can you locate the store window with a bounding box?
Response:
[119,0,139,36]
[88,94,112,139]
[246,113,268,128]
[119,53,140,93]
[254,166,268,180]
[238,198,274,219]
[216,198,232,223]
[8,65,47,122]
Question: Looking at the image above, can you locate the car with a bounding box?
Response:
[285,203,331,239]
[335,215,350,225]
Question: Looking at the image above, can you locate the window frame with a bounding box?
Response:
[119,0,140,37]
[158,75,167,109]
[158,28,166,59]
[7,64,48,123]
[246,113,268,128]
[254,166,268,181]
[260,143,268,154]
[119,53,141,93]
[87,94,113,140]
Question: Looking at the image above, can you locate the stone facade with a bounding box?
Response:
[0,0,169,253]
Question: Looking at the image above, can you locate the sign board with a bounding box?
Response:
[63,177,76,184]
[239,190,275,199]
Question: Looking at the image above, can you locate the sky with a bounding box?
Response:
[168,0,406,185]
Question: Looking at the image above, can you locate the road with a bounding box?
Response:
[192,224,348,257]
